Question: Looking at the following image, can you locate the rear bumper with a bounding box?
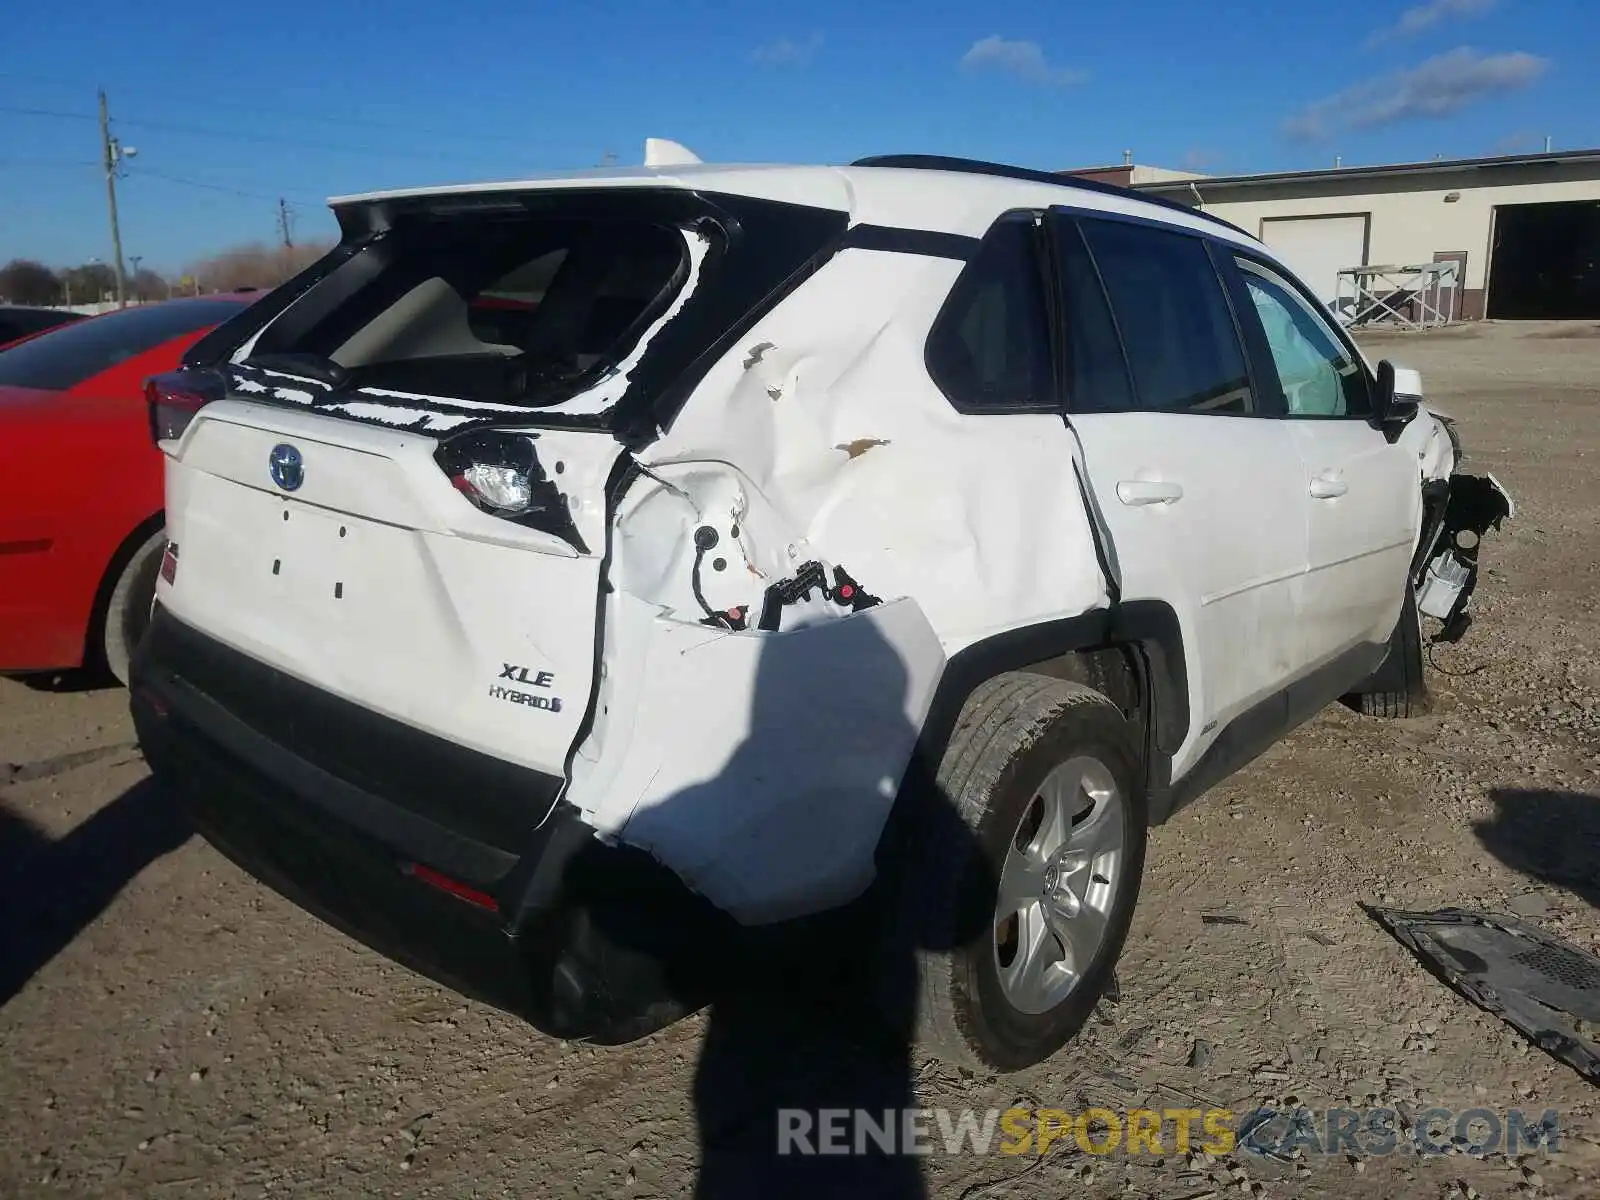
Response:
[130,605,728,1042]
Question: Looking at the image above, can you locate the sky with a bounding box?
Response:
[2,0,1594,273]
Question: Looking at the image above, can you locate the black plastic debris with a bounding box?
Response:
[1366,905,1600,1082]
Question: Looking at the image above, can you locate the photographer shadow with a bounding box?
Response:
[1473,786,1600,910]
[560,615,995,1199]
[0,778,191,1007]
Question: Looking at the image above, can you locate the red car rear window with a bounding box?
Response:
[0,300,245,391]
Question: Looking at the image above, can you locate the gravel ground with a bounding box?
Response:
[2,320,1597,1199]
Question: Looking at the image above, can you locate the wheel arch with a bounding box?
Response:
[83,510,165,670]
[911,600,1189,826]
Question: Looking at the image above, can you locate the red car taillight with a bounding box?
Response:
[146,368,225,445]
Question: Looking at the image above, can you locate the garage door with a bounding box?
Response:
[1488,200,1600,320]
[1261,215,1369,309]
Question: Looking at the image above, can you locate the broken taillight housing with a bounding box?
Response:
[146,368,226,445]
[434,430,590,554]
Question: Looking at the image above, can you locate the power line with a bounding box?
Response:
[0,69,538,147]
[130,168,323,204]
[2,100,530,169]
[0,103,95,122]
[0,159,98,169]
[2,104,493,166]
[108,114,509,166]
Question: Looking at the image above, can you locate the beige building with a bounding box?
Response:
[1065,150,1600,321]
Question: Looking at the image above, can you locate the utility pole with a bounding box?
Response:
[277,197,294,249]
[98,89,131,308]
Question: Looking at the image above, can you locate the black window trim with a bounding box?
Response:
[923,208,1064,417]
[1042,210,1137,416]
[1048,204,1265,419]
[1225,246,1377,422]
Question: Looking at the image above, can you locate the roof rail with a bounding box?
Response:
[849,154,1250,238]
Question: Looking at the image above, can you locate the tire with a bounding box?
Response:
[101,529,166,686]
[882,672,1147,1073]
[1347,589,1430,718]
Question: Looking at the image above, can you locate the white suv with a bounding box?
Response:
[131,149,1511,1071]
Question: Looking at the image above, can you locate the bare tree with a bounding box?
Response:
[0,260,63,306]
[130,268,170,302]
[182,241,332,294]
[60,262,118,304]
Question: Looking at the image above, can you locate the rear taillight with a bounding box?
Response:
[146,368,225,445]
[434,430,590,553]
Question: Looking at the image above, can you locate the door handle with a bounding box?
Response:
[1309,472,1348,500]
[1116,479,1184,506]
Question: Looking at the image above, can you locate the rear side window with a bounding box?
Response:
[0,308,83,347]
[926,214,1056,412]
[0,301,240,391]
[1079,219,1252,415]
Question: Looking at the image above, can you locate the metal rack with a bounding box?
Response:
[1335,261,1462,329]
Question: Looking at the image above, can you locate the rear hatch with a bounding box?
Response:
[152,183,848,842]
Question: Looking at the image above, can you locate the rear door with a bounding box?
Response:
[1048,211,1311,779]
[1226,252,1418,661]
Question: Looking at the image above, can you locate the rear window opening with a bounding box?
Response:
[245,214,695,408]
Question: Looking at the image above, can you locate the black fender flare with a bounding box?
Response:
[908,600,1189,824]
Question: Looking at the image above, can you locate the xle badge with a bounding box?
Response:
[490,663,561,713]
[499,663,554,687]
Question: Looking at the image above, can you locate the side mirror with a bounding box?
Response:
[1372,359,1421,439]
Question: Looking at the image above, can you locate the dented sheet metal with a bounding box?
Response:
[565,594,945,925]
[1368,906,1600,1082]
[557,245,1110,922]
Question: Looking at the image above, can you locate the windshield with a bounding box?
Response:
[0,300,244,391]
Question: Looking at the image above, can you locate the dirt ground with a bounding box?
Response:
[2,320,1598,1199]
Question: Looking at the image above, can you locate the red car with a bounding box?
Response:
[0,297,253,683]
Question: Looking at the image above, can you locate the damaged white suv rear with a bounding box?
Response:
[132,152,1511,1071]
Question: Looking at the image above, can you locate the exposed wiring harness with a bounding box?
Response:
[690,525,738,630]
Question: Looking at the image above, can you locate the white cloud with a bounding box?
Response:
[1368,0,1495,47]
[959,35,1087,88]
[751,34,823,68]
[1284,47,1548,141]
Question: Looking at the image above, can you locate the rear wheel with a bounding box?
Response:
[885,673,1147,1072]
[101,529,166,686]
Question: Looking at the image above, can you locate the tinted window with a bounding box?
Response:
[1080,219,1252,415]
[927,214,1055,412]
[0,308,83,347]
[0,300,241,391]
[1236,257,1370,417]
[1051,220,1135,414]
